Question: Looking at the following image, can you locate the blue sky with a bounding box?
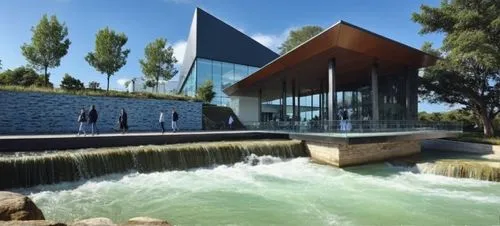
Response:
[0,0,457,112]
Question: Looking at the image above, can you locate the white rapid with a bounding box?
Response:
[18,155,500,225]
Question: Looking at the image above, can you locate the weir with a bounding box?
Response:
[0,140,308,190]
[417,160,500,182]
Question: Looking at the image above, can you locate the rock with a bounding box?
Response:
[71,218,115,226]
[125,217,171,226]
[0,191,45,221]
[0,220,66,226]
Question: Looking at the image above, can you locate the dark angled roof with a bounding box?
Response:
[178,8,279,91]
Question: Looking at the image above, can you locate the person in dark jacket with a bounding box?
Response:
[119,108,128,134]
[88,105,99,136]
[171,108,179,132]
[77,108,87,136]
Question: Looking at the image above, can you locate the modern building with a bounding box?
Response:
[178,8,278,106]
[179,8,437,124]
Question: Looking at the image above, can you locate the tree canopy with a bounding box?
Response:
[413,0,500,136]
[85,27,130,92]
[21,14,70,87]
[139,38,178,93]
[88,81,100,91]
[196,80,216,103]
[0,66,48,87]
[60,73,84,90]
[278,26,323,55]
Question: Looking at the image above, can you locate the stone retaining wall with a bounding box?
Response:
[306,140,420,167]
[421,139,500,155]
[0,91,202,134]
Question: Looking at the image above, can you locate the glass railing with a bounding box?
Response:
[243,120,463,137]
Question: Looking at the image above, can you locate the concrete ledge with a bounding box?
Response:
[421,139,500,155]
[0,131,289,152]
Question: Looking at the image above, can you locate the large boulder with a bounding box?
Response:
[0,191,44,221]
[70,218,115,226]
[125,217,171,226]
[0,220,66,226]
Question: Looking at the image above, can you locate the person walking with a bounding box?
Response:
[88,105,99,136]
[159,110,165,134]
[77,108,87,136]
[119,108,128,134]
[171,108,179,132]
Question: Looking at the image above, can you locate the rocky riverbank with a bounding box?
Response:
[0,192,171,226]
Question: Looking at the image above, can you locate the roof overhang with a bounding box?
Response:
[223,21,438,99]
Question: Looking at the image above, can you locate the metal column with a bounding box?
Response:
[328,59,336,122]
[281,80,287,120]
[258,88,262,122]
[292,79,296,120]
[371,62,379,121]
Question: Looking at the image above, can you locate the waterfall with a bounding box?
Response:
[417,160,500,182]
[0,140,308,189]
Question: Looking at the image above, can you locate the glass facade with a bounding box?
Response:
[259,71,413,122]
[180,57,259,106]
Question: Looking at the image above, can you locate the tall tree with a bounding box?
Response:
[139,38,178,93]
[278,26,323,55]
[21,14,71,87]
[413,0,500,137]
[85,27,130,92]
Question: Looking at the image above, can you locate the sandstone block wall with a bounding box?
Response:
[306,140,421,167]
[0,91,203,134]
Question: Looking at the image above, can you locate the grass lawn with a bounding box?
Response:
[0,85,202,102]
[445,132,500,145]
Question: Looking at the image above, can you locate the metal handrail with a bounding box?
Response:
[242,120,463,137]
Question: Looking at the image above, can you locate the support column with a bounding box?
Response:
[371,62,379,121]
[281,80,287,120]
[311,94,314,120]
[405,67,411,121]
[297,84,301,121]
[258,88,262,122]
[292,79,296,120]
[328,58,336,122]
[319,80,323,121]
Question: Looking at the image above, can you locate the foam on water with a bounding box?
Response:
[19,156,500,225]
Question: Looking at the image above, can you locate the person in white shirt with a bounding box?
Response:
[228,115,234,129]
[159,110,165,134]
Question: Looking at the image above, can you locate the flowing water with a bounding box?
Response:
[17,155,500,225]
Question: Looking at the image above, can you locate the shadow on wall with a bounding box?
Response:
[202,104,245,130]
[0,91,203,135]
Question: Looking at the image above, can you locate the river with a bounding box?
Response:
[19,155,500,225]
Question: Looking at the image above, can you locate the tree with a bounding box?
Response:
[139,38,178,93]
[60,73,84,90]
[0,66,47,87]
[21,14,71,87]
[413,0,500,137]
[196,80,216,103]
[144,79,156,92]
[85,27,130,92]
[88,81,100,91]
[0,59,2,70]
[278,26,323,55]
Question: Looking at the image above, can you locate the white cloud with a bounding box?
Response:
[117,78,130,87]
[173,40,187,64]
[250,27,295,52]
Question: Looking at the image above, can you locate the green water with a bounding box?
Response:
[20,155,500,225]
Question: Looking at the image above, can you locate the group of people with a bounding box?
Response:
[77,106,179,136]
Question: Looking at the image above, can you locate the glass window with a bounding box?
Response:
[222,62,234,89]
[248,66,259,75]
[234,64,248,82]
[212,60,223,105]
[196,58,212,88]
